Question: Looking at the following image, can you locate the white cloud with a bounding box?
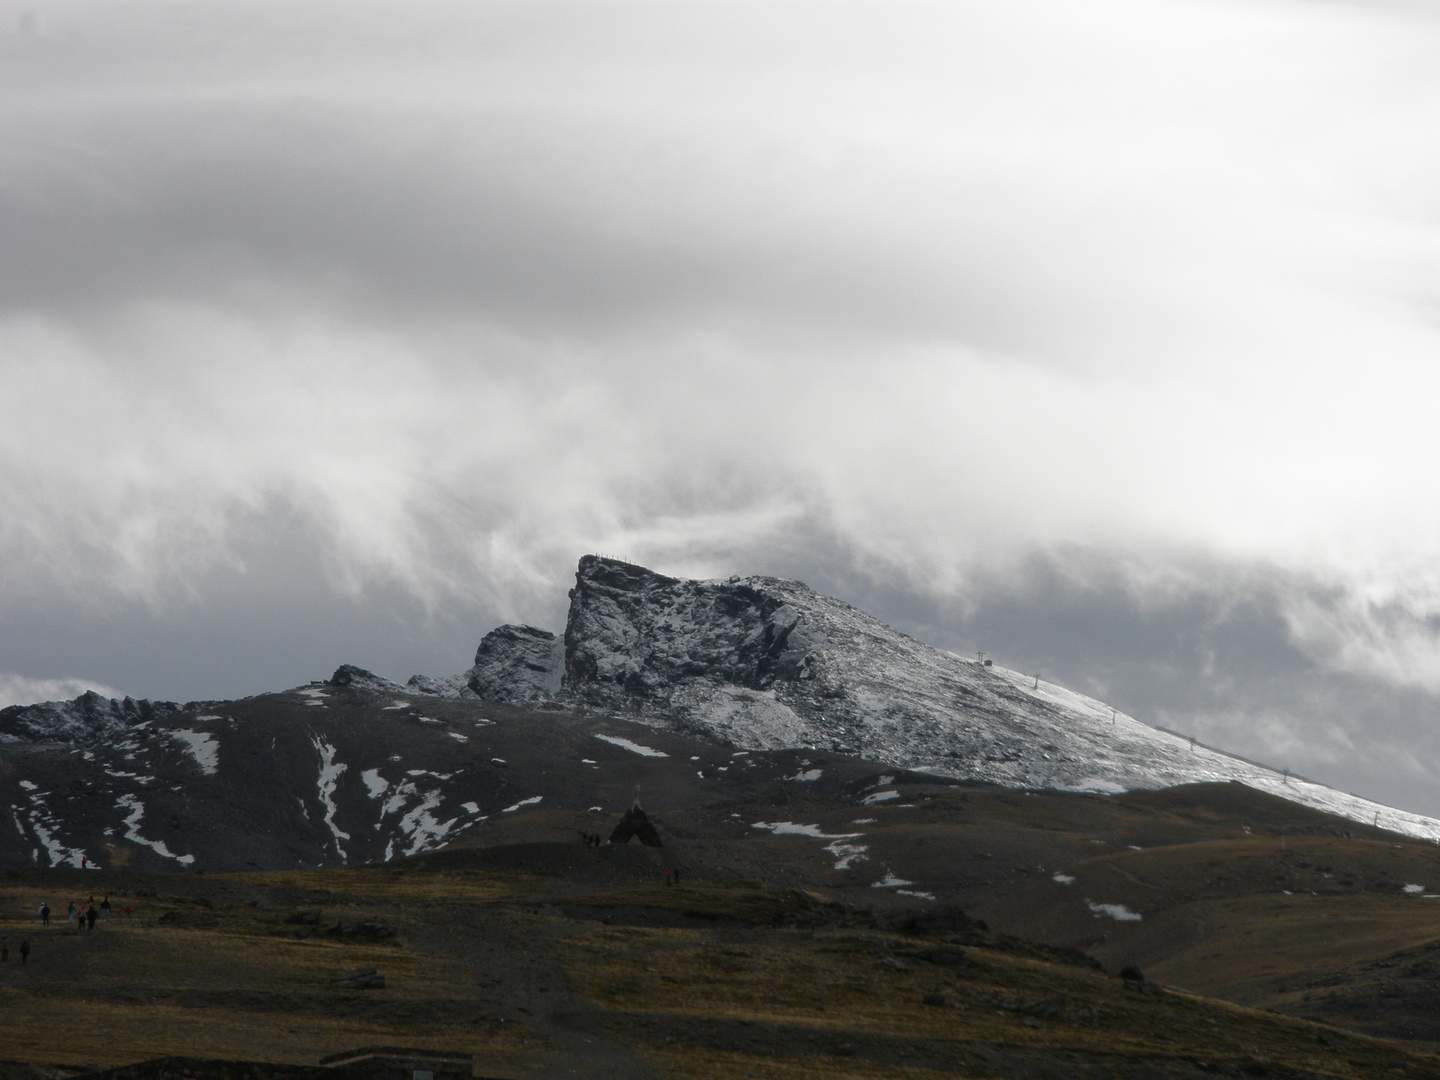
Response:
[0,673,125,709]
[4,0,1440,805]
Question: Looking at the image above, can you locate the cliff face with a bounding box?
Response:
[549,557,1425,841]
[467,624,565,702]
[0,690,181,745]
[563,555,825,696]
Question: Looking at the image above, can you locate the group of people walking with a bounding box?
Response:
[35,895,113,933]
[66,896,111,930]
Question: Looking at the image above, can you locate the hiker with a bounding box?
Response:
[86,905,97,931]
[664,867,673,886]
[38,903,49,927]
[100,897,111,920]
[123,905,133,918]
[19,940,28,965]
[673,868,681,884]
[81,857,86,869]
[66,902,76,929]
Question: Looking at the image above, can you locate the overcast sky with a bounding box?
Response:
[6,0,1440,813]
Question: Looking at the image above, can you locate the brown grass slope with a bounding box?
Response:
[0,847,1438,1080]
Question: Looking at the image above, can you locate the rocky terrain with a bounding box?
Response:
[424,556,1440,839]
[9,552,1440,1073]
[3,555,1436,878]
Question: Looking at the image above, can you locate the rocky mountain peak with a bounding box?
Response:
[467,624,565,702]
[563,555,825,703]
[0,690,181,745]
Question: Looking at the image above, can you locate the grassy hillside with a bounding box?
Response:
[4,855,1440,1080]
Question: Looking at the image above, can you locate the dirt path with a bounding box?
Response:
[402,903,659,1080]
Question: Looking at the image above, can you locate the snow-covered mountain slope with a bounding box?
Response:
[421,555,1440,841]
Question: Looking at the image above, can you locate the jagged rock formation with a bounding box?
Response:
[5,554,1440,861]
[328,665,404,694]
[465,624,564,702]
[0,691,182,745]
[453,555,1440,839]
[403,625,564,702]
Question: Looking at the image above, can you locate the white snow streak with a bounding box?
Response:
[312,736,350,861]
[1088,901,1142,922]
[824,840,870,870]
[501,796,543,813]
[751,821,862,839]
[170,729,219,776]
[594,734,668,757]
[115,794,194,865]
[361,769,388,798]
[873,872,915,888]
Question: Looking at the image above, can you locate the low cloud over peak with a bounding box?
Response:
[5,0,1440,811]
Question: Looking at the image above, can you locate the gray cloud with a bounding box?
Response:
[5,0,1440,815]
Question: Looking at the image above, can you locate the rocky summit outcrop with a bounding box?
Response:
[0,691,182,745]
[465,624,564,702]
[447,555,1439,837]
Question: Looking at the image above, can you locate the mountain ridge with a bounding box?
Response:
[2,554,1435,857]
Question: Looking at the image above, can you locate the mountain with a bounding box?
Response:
[415,555,1440,840]
[1,554,1434,876]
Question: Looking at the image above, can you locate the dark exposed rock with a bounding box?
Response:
[0,691,181,745]
[465,625,564,703]
[327,667,404,694]
[608,806,663,848]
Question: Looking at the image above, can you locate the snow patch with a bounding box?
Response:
[1088,901,1142,922]
[461,802,480,814]
[501,795,543,813]
[896,889,935,900]
[861,790,901,805]
[361,769,388,799]
[1405,883,1425,894]
[447,732,469,742]
[751,821,862,839]
[872,872,915,888]
[115,794,194,865]
[396,790,460,853]
[381,700,410,710]
[312,736,350,862]
[787,768,823,782]
[1052,873,1075,885]
[824,840,870,870]
[594,734,668,758]
[170,729,219,776]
